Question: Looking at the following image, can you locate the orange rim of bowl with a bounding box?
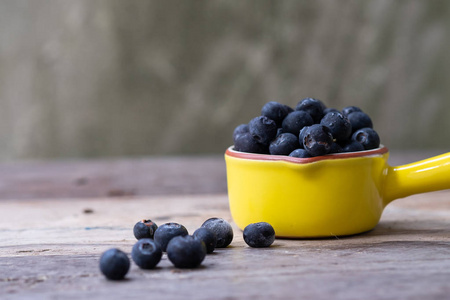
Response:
[225,145,389,164]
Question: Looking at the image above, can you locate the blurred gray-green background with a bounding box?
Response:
[1,0,450,161]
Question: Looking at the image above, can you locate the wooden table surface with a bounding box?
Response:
[0,152,449,300]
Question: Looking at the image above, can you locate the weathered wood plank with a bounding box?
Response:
[0,156,227,200]
[0,150,444,200]
[0,192,449,300]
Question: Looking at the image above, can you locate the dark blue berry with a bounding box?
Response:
[99,248,130,280]
[329,142,343,154]
[243,222,275,248]
[269,133,300,155]
[298,126,310,148]
[167,235,206,268]
[320,112,352,142]
[261,101,290,126]
[341,141,365,152]
[295,98,324,123]
[131,238,162,269]
[323,108,340,115]
[283,104,294,114]
[233,124,249,142]
[276,127,284,138]
[302,124,334,156]
[193,227,217,254]
[234,132,268,154]
[201,218,233,248]
[352,128,380,150]
[347,111,373,132]
[153,222,189,252]
[248,116,277,146]
[289,148,311,158]
[342,106,362,116]
[133,219,158,240]
[281,111,314,136]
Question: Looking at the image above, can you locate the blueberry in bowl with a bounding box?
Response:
[227,99,450,238]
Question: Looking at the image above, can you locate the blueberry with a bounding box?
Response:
[295,98,324,123]
[341,140,365,152]
[347,111,373,132]
[99,248,130,280]
[302,124,334,156]
[320,112,352,142]
[133,219,158,240]
[298,126,310,147]
[167,235,206,268]
[288,148,311,158]
[193,227,217,254]
[201,218,233,248]
[276,127,284,138]
[283,104,294,114]
[281,111,314,136]
[131,238,162,269]
[243,222,275,248]
[329,142,343,154]
[269,133,300,156]
[342,106,362,116]
[234,132,268,154]
[261,101,290,126]
[153,222,189,252]
[248,116,277,146]
[323,108,340,115]
[352,128,380,150]
[233,124,249,142]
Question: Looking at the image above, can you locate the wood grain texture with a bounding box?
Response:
[0,156,227,200]
[0,150,445,200]
[1,0,450,160]
[0,192,449,300]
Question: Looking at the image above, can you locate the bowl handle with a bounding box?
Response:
[383,152,450,205]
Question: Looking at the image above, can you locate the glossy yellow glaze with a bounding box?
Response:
[225,147,450,238]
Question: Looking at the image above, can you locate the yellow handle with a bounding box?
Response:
[383,152,450,205]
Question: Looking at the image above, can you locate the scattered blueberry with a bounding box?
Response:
[347,111,373,132]
[320,112,352,142]
[261,101,290,126]
[281,111,314,136]
[295,98,324,123]
[269,133,300,155]
[167,235,207,268]
[201,218,233,248]
[234,132,268,154]
[243,222,275,248]
[153,222,189,252]
[133,219,158,240]
[99,248,130,280]
[193,227,217,254]
[248,116,277,146]
[131,238,162,269]
[233,124,249,142]
[302,124,334,157]
[289,148,311,158]
[341,140,365,152]
[342,106,362,116]
[352,128,380,150]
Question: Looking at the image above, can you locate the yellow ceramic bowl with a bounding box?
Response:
[225,146,450,238]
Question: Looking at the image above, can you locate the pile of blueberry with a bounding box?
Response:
[233,98,380,157]
[99,218,275,280]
